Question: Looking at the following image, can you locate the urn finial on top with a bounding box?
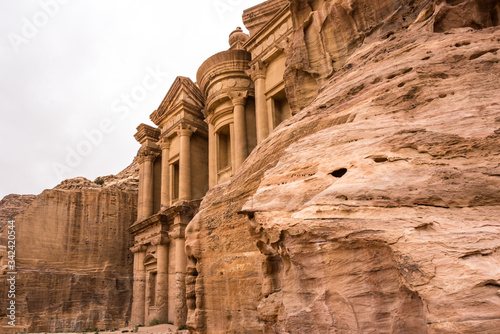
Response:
[229,27,249,50]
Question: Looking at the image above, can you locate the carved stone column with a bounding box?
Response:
[230,91,248,171]
[208,121,216,188]
[152,234,170,322]
[143,152,158,218]
[230,123,236,172]
[171,227,188,327]
[249,61,269,144]
[178,126,193,201]
[131,244,147,326]
[136,156,145,220]
[159,138,171,208]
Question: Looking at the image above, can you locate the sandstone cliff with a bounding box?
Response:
[0,162,139,332]
[185,1,500,333]
[0,194,37,245]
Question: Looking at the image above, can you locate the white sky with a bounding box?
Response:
[0,0,264,199]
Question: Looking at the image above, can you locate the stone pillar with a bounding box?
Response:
[230,91,248,171]
[267,98,276,132]
[136,157,145,220]
[143,153,157,218]
[178,127,193,201]
[208,121,216,188]
[153,235,170,323]
[131,245,147,326]
[230,123,236,173]
[159,138,171,208]
[249,62,269,144]
[171,226,188,327]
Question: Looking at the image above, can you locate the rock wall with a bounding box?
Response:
[186,1,500,333]
[284,0,500,112]
[0,163,139,332]
[0,194,37,245]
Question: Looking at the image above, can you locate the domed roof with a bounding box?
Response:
[229,27,250,50]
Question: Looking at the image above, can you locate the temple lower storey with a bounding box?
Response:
[128,202,198,326]
[127,0,293,327]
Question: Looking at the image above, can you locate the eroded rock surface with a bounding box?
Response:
[0,163,139,332]
[284,0,500,112]
[186,2,500,332]
[0,194,36,244]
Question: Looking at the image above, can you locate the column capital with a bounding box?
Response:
[205,113,215,125]
[201,108,210,118]
[135,156,146,165]
[158,137,171,150]
[151,235,170,246]
[229,90,249,107]
[143,154,158,163]
[177,129,193,137]
[176,122,195,137]
[247,60,267,81]
[169,229,186,240]
[137,147,160,164]
[130,244,147,253]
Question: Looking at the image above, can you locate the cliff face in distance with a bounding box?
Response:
[186,0,500,333]
[0,162,139,332]
[0,195,37,245]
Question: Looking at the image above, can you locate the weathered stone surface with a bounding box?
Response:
[0,194,36,245]
[0,163,138,332]
[186,4,500,333]
[284,0,500,113]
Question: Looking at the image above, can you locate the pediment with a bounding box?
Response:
[144,253,157,266]
[150,76,205,126]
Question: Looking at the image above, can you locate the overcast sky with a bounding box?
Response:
[0,0,264,200]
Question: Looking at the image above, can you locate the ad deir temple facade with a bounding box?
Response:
[127,0,293,327]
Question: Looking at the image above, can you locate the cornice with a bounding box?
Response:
[127,200,201,235]
[134,123,161,144]
[127,213,169,235]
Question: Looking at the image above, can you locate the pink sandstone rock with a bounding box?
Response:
[0,162,139,332]
[185,1,500,332]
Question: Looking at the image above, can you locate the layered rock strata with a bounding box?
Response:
[0,163,139,332]
[0,194,36,245]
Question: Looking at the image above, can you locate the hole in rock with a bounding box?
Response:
[402,67,413,74]
[479,279,500,288]
[455,41,471,47]
[330,168,348,178]
[373,156,389,163]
